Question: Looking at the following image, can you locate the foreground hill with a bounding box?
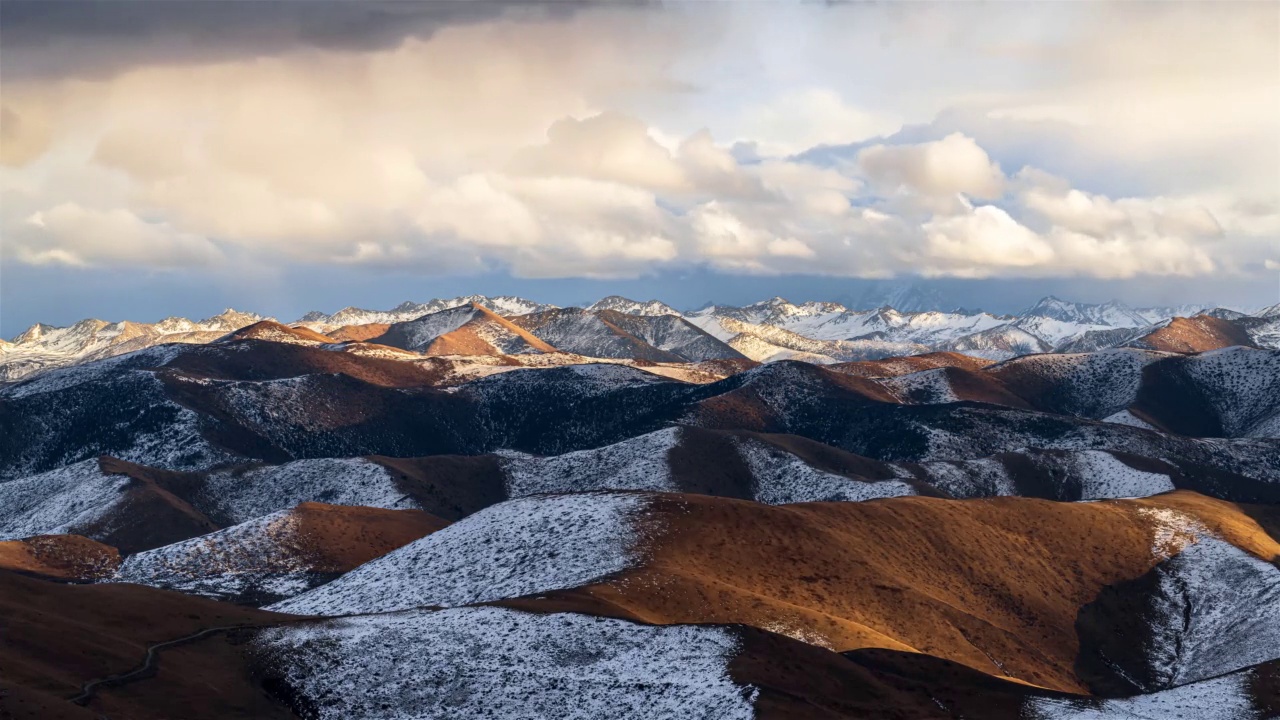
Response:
[13,564,1275,720]
[9,488,1278,719]
[271,490,1279,697]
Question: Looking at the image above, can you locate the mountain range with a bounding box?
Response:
[2,290,1278,719]
[5,293,1277,383]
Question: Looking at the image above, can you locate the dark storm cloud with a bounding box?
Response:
[0,1,615,80]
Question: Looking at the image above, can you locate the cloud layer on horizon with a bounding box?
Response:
[1,2,1276,292]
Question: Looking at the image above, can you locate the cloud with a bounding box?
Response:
[737,89,900,156]
[0,2,1275,293]
[0,1,575,81]
[12,203,222,268]
[921,205,1054,273]
[857,133,1005,200]
[509,112,687,192]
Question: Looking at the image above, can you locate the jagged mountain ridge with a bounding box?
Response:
[5,293,1276,384]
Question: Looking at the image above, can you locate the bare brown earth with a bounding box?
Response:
[0,535,121,581]
[0,570,291,720]
[160,338,446,387]
[326,322,390,342]
[1132,315,1256,353]
[542,490,1278,694]
[0,568,1082,720]
[370,454,509,521]
[90,457,221,554]
[222,320,335,345]
[284,501,449,572]
[829,351,995,378]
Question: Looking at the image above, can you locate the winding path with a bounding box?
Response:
[68,624,254,707]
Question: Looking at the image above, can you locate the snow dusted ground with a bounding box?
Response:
[1071,452,1175,499]
[270,493,654,615]
[109,510,321,603]
[200,458,414,524]
[2,360,235,479]
[991,348,1168,418]
[1131,515,1280,689]
[1022,667,1263,720]
[0,460,129,539]
[500,427,681,497]
[912,451,1177,500]
[917,457,1019,497]
[1101,410,1158,431]
[1,345,185,400]
[733,437,916,504]
[1179,347,1280,437]
[880,367,959,404]
[254,607,756,720]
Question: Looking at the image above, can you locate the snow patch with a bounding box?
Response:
[269,493,655,615]
[501,428,681,497]
[734,438,916,504]
[0,460,129,539]
[1022,666,1259,720]
[254,607,756,720]
[201,458,412,524]
[1073,452,1175,500]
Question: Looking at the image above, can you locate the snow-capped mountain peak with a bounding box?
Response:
[586,296,681,317]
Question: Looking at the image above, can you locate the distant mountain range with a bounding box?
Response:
[4,292,1276,382]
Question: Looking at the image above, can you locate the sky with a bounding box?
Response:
[2,1,1278,334]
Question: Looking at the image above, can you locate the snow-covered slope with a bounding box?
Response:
[0,460,130,539]
[731,436,915,504]
[1073,506,1280,697]
[595,310,746,361]
[509,308,685,362]
[940,325,1052,360]
[296,295,554,329]
[500,428,682,497]
[199,458,414,524]
[254,607,756,720]
[270,493,652,615]
[1024,666,1266,720]
[111,509,323,602]
[586,295,681,316]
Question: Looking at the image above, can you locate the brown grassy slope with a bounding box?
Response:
[286,502,448,571]
[931,366,1036,408]
[0,570,291,720]
[88,457,220,554]
[160,338,445,387]
[0,535,121,581]
[368,454,508,521]
[829,352,994,378]
[1131,315,1256,354]
[327,322,391,342]
[566,490,1277,694]
[222,320,334,344]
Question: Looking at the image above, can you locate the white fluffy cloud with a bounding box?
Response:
[13,203,222,268]
[0,3,1274,285]
[858,133,1005,201]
